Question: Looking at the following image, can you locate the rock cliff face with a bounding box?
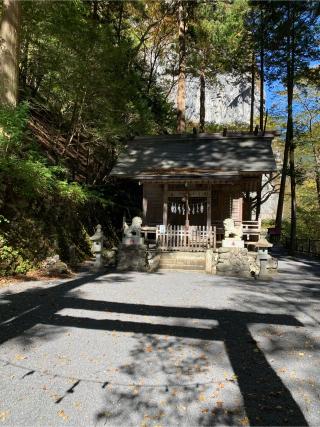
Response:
[170,73,260,125]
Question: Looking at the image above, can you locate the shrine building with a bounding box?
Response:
[111,132,277,250]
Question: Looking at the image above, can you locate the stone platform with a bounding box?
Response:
[116,245,277,277]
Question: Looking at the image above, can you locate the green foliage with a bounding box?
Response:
[0,104,105,275]
[0,235,32,276]
[0,102,29,152]
[20,0,175,148]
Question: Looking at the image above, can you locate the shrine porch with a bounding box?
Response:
[141,220,261,252]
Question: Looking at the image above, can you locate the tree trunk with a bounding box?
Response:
[0,0,21,107]
[250,51,255,133]
[177,1,186,133]
[259,10,264,132]
[275,4,295,235]
[20,37,29,91]
[289,137,296,254]
[288,4,296,255]
[315,170,320,208]
[311,144,320,208]
[275,114,291,230]
[199,69,205,133]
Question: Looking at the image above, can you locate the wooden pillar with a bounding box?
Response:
[255,191,262,220]
[185,187,189,228]
[163,183,168,226]
[239,197,243,223]
[255,176,262,221]
[142,184,147,224]
[207,182,212,229]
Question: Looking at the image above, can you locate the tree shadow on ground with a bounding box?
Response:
[0,270,310,426]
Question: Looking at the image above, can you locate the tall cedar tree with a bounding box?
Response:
[250,1,319,250]
[267,2,319,252]
[0,0,21,106]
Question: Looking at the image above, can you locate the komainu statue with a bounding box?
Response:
[223,218,243,240]
[123,216,142,238]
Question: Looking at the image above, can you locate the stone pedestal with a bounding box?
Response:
[222,238,244,248]
[205,249,218,274]
[122,236,144,246]
[117,244,148,272]
[216,247,251,277]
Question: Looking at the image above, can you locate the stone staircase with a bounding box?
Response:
[159,251,206,272]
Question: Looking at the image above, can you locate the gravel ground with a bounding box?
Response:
[0,256,319,426]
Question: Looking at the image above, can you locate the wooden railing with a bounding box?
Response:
[241,220,261,248]
[156,225,217,251]
[242,219,261,238]
[285,237,320,257]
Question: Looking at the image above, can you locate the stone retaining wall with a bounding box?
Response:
[116,245,161,272]
[116,245,277,277]
[206,247,277,277]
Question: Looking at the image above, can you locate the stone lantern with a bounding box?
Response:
[256,232,273,277]
[90,224,105,269]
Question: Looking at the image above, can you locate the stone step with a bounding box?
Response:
[161,254,206,261]
[159,261,205,268]
[159,252,206,271]
[159,269,205,273]
[160,251,205,259]
[159,262,205,269]
[159,264,205,272]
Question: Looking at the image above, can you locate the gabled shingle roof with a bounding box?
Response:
[111,134,277,178]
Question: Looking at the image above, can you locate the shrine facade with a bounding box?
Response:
[111,132,277,249]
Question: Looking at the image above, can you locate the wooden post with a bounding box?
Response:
[255,176,262,221]
[207,182,212,229]
[163,183,168,226]
[142,184,147,224]
[185,188,189,228]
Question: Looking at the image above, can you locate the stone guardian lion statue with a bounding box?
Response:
[123,216,142,238]
[223,218,243,240]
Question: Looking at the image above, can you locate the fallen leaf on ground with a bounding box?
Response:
[199,393,207,402]
[0,411,10,422]
[57,409,69,421]
[15,354,27,361]
[145,345,153,353]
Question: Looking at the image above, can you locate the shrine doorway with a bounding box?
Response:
[168,196,186,226]
[188,196,207,226]
[167,195,207,227]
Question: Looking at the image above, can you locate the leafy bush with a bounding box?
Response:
[0,104,106,276]
[0,235,32,276]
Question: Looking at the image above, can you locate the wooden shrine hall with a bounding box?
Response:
[111,133,277,250]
